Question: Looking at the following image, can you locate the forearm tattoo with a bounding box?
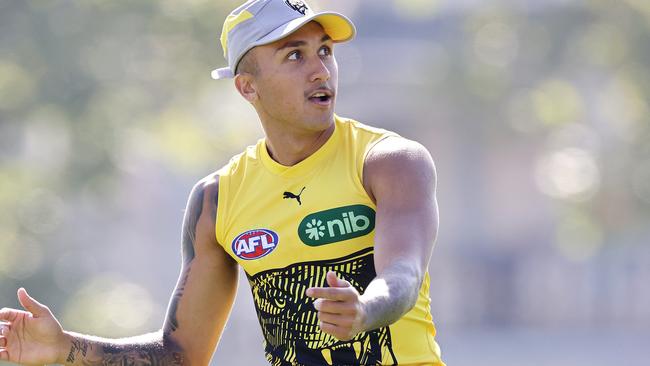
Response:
[65,337,183,366]
[63,186,216,365]
[64,183,218,365]
[66,339,89,363]
[96,343,183,366]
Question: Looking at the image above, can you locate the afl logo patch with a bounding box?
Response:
[232,229,279,260]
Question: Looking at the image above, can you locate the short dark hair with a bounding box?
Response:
[235,50,259,76]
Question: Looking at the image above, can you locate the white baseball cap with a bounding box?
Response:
[212,0,356,79]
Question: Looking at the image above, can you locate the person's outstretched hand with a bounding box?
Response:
[0,288,66,365]
[306,271,367,341]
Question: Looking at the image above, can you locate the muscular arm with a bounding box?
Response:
[62,174,238,365]
[306,136,438,340]
[59,331,183,365]
[65,174,238,365]
[0,174,238,365]
[162,174,239,364]
[360,136,438,330]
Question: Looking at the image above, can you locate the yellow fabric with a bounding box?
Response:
[220,10,254,57]
[216,116,445,365]
[313,14,355,42]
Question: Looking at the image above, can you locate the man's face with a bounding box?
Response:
[243,21,338,131]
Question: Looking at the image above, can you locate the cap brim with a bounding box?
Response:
[211,67,234,79]
[256,11,356,47]
[311,12,357,43]
[211,11,355,80]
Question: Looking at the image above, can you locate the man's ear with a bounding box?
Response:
[234,73,258,103]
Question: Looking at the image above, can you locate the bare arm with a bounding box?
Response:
[0,173,239,365]
[359,137,438,330]
[306,136,438,340]
[162,174,239,364]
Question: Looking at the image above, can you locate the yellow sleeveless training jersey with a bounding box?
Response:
[215,116,444,366]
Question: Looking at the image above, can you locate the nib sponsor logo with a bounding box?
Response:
[232,229,279,260]
[298,205,375,246]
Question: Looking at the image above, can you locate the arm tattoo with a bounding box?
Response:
[165,181,217,333]
[65,336,183,366]
[165,267,190,333]
[65,182,219,365]
[96,343,183,366]
[66,339,90,363]
[181,186,204,264]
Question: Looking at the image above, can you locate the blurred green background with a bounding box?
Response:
[1,0,649,365]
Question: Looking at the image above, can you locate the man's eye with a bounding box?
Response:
[288,50,301,60]
[319,46,332,56]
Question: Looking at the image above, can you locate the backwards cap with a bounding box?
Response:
[212,0,356,79]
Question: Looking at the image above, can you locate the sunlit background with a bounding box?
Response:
[1,0,649,365]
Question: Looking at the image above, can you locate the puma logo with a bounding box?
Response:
[283,187,306,205]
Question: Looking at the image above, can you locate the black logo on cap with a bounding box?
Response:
[285,0,308,15]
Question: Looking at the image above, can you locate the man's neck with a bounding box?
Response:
[263,121,335,166]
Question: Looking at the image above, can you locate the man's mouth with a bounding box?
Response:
[307,89,334,105]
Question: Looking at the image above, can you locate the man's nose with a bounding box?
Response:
[309,56,331,83]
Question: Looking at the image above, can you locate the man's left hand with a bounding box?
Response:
[306,271,366,341]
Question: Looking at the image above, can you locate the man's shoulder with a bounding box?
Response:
[363,135,435,188]
[337,115,398,138]
[366,136,433,168]
[191,171,220,202]
[196,171,220,189]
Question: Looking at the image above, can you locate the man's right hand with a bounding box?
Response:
[0,288,67,365]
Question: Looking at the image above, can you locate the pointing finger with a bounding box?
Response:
[326,271,350,288]
[306,287,353,301]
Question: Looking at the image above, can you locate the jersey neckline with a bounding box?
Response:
[258,116,342,178]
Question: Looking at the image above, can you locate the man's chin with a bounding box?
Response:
[308,110,335,130]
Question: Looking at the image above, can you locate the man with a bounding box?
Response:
[0,0,443,365]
